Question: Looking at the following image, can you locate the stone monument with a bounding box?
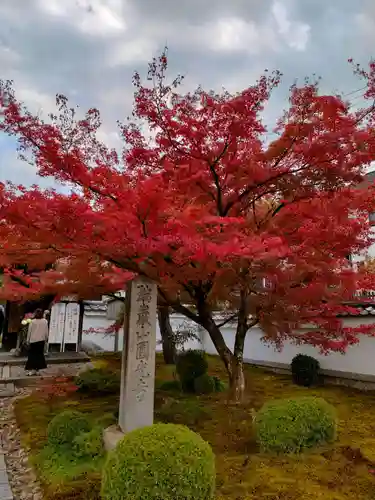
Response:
[103,277,158,450]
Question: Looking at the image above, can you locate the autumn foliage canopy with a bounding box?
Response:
[1,52,375,395]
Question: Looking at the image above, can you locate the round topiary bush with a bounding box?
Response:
[73,426,104,459]
[101,423,216,500]
[47,410,91,448]
[176,350,208,392]
[255,396,337,454]
[291,354,321,387]
[194,374,216,394]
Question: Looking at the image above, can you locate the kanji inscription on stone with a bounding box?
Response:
[118,277,157,433]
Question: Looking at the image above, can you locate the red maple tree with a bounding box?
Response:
[1,51,375,399]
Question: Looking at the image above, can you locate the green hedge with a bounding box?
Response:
[255,396,337,454]
[101,423,216,500]
[158,379,182,392]
[73,426,104,459]
[47,410,91,448]
[75,368,120,395]
[176,350,208,392]
[194,374,216,394]
[291,354,321,387]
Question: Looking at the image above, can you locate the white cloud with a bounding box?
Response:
[0,45,21,66]
[108,37,157,67]
[14,86,57,116]
[0,0,371,189]
[219,65,270,93]
[201,17,279,54]
[36,0,127,37]
[271,0,311,51]
[355,12,375,45]
[96,129,122,150]
[192,1,310,55]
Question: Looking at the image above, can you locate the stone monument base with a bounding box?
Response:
[103,425,125,452]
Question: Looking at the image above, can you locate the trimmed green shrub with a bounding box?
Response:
[213,376,227,392]
[73,426,103,459]
[291,354,320,387]
[194,374,216,394]
[47,410,91,448]
[255,396,337,454]
[96,412,117,429]
[157,399,212,426]
[176,350,208,392]
[101,423,216,500]
[158,379,182,392]
[75,368,120,395]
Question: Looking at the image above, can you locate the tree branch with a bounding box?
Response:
[217,313,238,328]
[157,287,200,323]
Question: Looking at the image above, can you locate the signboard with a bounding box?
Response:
[48,302,66,345]
[48,301,81,352]
[63,302,80,346]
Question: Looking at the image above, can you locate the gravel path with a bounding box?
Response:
[0,362,93,499]
[0,388,42,500]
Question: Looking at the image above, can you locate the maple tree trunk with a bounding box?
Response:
[158,304,177,365]
[199,308,246,402]
[228,355,245,402]
[230,313,248,402]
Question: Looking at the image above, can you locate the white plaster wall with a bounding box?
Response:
[83,311,202,353]
[82,313,117,352]
[202,316,375,376]
[82,309,375,377]
[352,233,375,263]
[115,313,202,352]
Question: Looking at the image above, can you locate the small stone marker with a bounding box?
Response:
[0,365,15,398]
[118,277,157,434]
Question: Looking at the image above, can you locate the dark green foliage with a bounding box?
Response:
[75,368,120,395]
[101,423,216,500]
[73,427,104,459]
[291,354,321,387]
[158,379,182,391]
[47,410,91,448]
[255,396,337,454]
[194,374,216,394]
[96,413,117,429]
[212,376,227,392]
[156,398,212,426]
[34,444,103,500]
[176,350,208,392]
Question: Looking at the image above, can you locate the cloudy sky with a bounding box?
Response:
[0,0,374,188]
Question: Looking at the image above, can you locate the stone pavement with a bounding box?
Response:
[0,352,94,499]
[0,354,92,395]
[0,359,93,499]
[0,447,13,500]
[0,350,89,365]
[9,361,92,380]
[0,388,42,500]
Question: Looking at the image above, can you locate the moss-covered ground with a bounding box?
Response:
[14,353,375,499]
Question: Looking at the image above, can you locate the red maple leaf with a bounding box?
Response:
[1,50,375,400]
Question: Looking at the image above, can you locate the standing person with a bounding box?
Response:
[25,308,48,376]
[43,309,50,355]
